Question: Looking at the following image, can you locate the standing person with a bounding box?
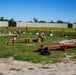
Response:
[40,31,46,42]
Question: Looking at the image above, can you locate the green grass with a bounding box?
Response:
[0,27,76,63]
[70,55,76,61]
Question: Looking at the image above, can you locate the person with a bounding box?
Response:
[50,29,53,36]
[9,30,11,34]
[1,28,4,34]
[16,28,21,37]
[25,27,28,32]
[50,32,53,36]
[61,34,67,38]
[13,29,17,34]
[50,29,53,33]
[13,29,21,38]
[22,30,26,34]
[35,45,51,55]
[18,28,21,33]
[35,29,39,35]
[40,47,50,55]
[40,31,46,42]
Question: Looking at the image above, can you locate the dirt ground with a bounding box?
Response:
[0,57,76,75]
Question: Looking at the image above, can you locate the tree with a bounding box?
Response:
[38,20,45,23]
[4,19,9,21]
[33,18,38,23]
[73,22,76,24]
[50,20,55,23]
[18,21,22,22]
[0,17,4,21]
[9,18,15,22]
[29,21,33,23]
[57,20,64,23]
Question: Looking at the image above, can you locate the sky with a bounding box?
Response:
[0,0,76,23]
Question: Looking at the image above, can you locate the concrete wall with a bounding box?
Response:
[0,21,76,28]
[73,24,76,28]
[0,21,8,27]
[17,22,67,28]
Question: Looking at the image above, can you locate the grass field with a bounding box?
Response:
[0,27,76,63]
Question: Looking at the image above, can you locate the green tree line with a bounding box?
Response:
[0,17,15,22]
[0,17,76,24]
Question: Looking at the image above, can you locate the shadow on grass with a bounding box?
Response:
[35,47,76,52]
